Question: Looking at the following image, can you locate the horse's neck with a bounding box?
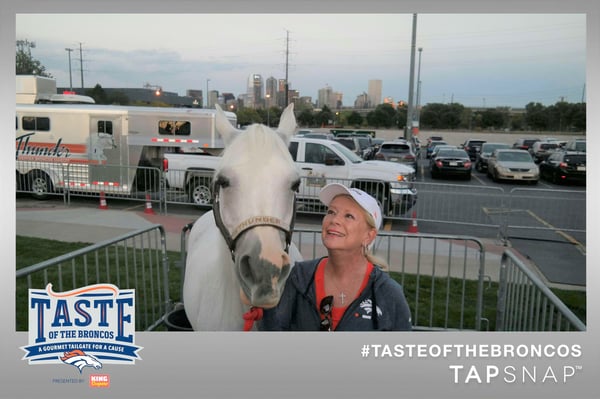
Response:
[183,212,246,330]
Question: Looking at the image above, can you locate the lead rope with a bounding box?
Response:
[242,306,264,331]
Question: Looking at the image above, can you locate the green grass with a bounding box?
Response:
[16,235,183,331]
[16,236,586,331]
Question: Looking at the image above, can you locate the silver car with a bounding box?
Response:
[486,149,539,184]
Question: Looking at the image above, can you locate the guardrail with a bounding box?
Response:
[16,225,171,331]
[17,161,584,246]
[495,250,585,331]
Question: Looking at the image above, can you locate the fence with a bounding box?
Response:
[496,250,585,331]
[16,225,171,331]
[17,161,585,245]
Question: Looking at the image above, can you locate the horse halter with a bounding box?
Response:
[212,179,296,261]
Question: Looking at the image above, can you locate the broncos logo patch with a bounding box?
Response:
[60,349,102,373]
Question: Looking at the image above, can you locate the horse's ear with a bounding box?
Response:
[276,103,297,144]
[215,104,242,146]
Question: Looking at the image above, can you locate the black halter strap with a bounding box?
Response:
[212,180,296,261]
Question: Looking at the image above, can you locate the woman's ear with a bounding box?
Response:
[365,228,377,247]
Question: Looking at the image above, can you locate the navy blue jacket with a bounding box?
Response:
[259,257,413,331]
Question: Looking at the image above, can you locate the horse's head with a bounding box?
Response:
[212,103,300,309]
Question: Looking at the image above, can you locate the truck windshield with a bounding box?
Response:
[331,142,363,163]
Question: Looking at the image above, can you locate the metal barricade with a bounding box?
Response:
[16,160,69,203]
[65,164,163,212]
[16,225,171,331]
[293,228,488,331]
[496,250,585,331]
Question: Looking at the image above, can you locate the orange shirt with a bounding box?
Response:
[315,258,373,331]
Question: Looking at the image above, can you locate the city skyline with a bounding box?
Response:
[16,13,586,108]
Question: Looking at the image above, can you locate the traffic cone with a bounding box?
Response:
[98,191,108,210]
[144,193,156,215]
[408,210,418,233]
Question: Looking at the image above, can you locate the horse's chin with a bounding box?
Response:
[239,288,280,309]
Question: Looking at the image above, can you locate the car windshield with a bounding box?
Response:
[437,149,468,158]
[331,142,363,163]
[497,151,532,162]
[381,144,410,153]
[482,143,509,153]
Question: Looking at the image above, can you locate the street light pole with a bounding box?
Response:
[405,13,418,140]
[206,78,211,108]
[415,47,423,129]
[65,48,73,91]
[266,94,271,126]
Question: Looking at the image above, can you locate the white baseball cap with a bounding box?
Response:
[319,183,382,230]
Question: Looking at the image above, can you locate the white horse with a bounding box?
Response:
[183,103,303,330]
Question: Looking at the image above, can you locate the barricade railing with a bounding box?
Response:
[496,250,585,331]
[16,160,69,203]
[178,223,488,331]
[64,164,163,212]
[16,225,171,331]
[293,228,488,331]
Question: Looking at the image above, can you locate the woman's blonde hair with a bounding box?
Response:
[362,208,389,272]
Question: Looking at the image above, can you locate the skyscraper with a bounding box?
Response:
[247,74,263,109]
[368,79,382,108]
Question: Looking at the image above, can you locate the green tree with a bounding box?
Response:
[86,84,108,104]
[297,109,316,127]
[524,102,548,131]
[16,39,52,77]
[315,105,333,127]
[235,107,262,126]
[108,90,130,105]
[347,111,363,127]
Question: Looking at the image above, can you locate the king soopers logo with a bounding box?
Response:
[21,283,143,370]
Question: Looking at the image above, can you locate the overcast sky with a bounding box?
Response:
[16,13,585,108]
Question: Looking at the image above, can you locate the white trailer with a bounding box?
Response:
[16,103,237,198]
[16,75,95,104]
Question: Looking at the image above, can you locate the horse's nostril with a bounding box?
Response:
[239,255,254,282]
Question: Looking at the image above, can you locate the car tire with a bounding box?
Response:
[188,177,212,206]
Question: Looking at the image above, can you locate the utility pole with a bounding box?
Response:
[65,48,73,91]
[284,30,289,107]
[78,42,84,89]
[405,13,417,140]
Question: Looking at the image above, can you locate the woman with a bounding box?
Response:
[260,183,412,331]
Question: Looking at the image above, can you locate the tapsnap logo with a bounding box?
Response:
[21,283,143,371]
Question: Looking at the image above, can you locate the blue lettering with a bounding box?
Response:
[94,299,113,327]
[116,297,134,343]
[30,297,50,343]
[51,299,72,327]
[74,299,92,327]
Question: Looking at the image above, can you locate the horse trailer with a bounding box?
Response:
[15,103,237,199]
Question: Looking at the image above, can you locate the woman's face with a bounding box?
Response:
[321,195,375,252]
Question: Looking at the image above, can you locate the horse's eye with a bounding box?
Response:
[291,179,300,192]
[216,175,230,188]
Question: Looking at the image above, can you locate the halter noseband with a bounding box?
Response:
[212,179,296,261]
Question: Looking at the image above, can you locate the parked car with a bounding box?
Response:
[539,151,586,185]
[375,140,418,173]
[303,132,335,140]
[475,142,511,172]
[426,140,448,158]
[512,138,540,151]
[334,135,374,160]
[429,144,455,160]
[487,149,539,184]
[563,138,586,152]
[461,139,487,161]
[295,129,313,136]
[371,138,385,154]
[530,141,561,163]
[429,148,472,180]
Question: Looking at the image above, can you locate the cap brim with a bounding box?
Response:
[319,183,352,207]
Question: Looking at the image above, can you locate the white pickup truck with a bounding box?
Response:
[164,137,417,217]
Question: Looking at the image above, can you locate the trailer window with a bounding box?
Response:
[159,120,191,136]
[22,116,50,131]
[98,120,113,135]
